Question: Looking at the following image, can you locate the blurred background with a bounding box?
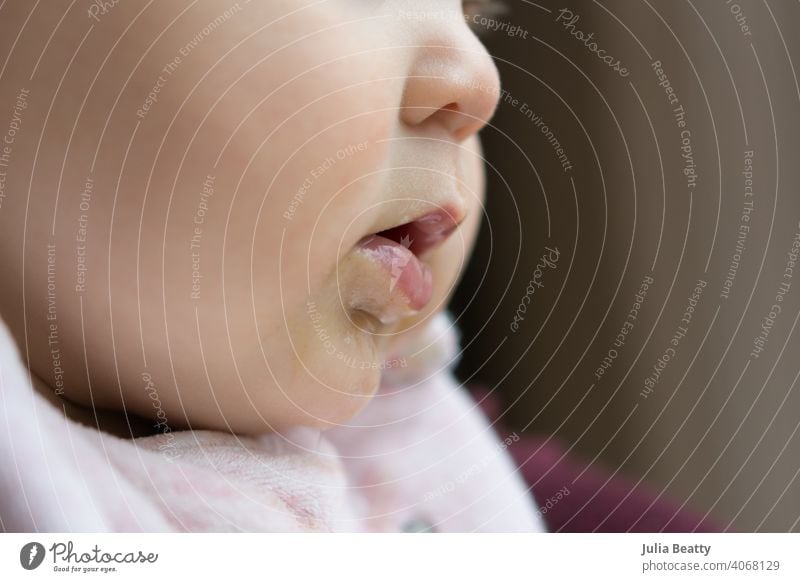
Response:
[452,0,800,532]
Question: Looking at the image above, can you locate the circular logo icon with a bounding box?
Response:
[19,542,45,570]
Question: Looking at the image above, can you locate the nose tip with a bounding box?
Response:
[400,35,501,142]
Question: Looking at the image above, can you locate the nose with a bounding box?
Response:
[399,20,501,142]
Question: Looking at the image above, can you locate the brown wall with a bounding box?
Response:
[454,0,800,532]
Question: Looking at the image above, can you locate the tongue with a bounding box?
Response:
[353,235,433,317]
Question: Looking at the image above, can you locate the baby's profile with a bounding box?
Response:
[0,0,545,532]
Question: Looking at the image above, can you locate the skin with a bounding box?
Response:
[0,0,501,435]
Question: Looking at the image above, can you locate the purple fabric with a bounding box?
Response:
[471,388,723,532]
[511,435,722,532]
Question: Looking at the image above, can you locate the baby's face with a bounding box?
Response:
[1,1,501,433]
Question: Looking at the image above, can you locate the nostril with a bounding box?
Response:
[436,102,478,139]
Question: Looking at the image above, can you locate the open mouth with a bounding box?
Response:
[371,209,461,258]
[345,208,461,325]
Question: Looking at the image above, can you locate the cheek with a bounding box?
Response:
[248,112,393,335]
[1,1,423,433]
[222,112,397,430]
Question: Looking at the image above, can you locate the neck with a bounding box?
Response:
[29,369,158,439]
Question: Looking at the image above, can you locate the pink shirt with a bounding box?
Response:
[0,313,545,532]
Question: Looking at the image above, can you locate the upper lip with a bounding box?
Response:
[361,201,467,259]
